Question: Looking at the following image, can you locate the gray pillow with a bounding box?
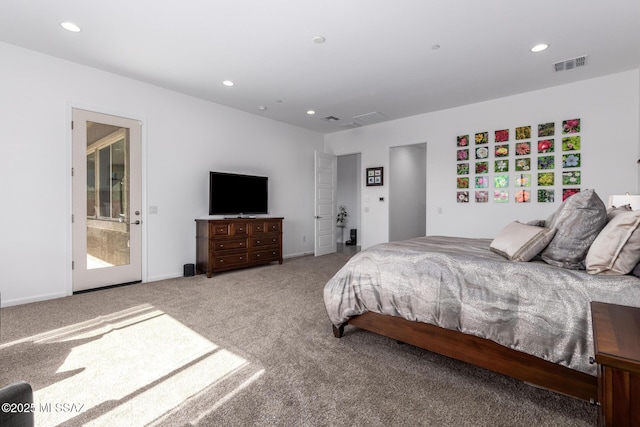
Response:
[541,189,607,269]
[586,209,640,275]
[490,221,557,261]
[631,262,640,278]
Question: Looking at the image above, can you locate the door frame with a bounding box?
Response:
[65,103,148,296]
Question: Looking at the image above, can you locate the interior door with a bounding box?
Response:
[72,109,142,292]
[314,151,337,256]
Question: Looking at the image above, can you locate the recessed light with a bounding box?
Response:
[312,36,326,44]
[306,110,316,115]
[222,80,235,87]
[61,22,81,33]
[258,106,267,111]
[531,43,549,53]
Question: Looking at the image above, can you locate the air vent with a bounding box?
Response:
[339,122,362,129]
[320,115,340,122]
[554,55,588,72]
[352,111,388,125]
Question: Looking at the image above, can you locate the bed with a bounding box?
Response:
[323,190,640,402]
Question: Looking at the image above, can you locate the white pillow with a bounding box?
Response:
[490,221,557,262]
[586,209,640,275]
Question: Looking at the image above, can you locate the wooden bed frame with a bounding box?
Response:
[333,311,597,402]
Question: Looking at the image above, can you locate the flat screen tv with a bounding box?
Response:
[209,171,268,216]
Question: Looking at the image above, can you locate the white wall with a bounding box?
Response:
[389,143,426,241]
[0,42,323,307]
[325,70,640,249]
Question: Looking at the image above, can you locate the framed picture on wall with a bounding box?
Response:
[366,167,384,186]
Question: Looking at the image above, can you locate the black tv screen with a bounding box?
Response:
[209,172,268,215]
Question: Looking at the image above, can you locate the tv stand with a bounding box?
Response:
[195,217,283,277]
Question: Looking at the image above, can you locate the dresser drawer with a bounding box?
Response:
[231,223,248,236]
[251,222,267,234]
[251,235,280,248]
[211,223,230,236]
[251,249,280,263]
[211,238,247,252]
[213,253,248,268]
[265,221,281,233]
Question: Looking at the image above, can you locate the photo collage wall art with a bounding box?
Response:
[456,118,581,203]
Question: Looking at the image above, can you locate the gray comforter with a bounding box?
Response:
[323,236,640,375]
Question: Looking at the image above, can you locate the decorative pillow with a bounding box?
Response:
[607,204,632,221]
[586,209,640,275]
[541,189,607,270]
[490,221,557,262]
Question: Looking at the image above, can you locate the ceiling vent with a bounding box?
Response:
[339,122,362,130]
[553,55,588,72]
[353,111,388,125]
[320,115,340,122]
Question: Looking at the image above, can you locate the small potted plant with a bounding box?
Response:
[337,205,348,227]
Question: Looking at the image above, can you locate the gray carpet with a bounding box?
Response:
[0,253,596,426]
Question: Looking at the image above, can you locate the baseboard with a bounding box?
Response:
[145,272,184,283]
[283,251,314,259]
[0,291,67,308]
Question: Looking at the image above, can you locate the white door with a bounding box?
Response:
[72,109,143,292]
[314,152,337,256]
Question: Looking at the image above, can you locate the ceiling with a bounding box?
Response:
[1,0,639,134]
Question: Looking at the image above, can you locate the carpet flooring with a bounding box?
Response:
[0,253,597,426]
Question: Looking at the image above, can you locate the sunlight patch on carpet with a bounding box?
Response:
[1,304,260,426]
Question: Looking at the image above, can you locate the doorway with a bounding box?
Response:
[389,143,426,241]
[72,109,143,292]
[336,153,361,253]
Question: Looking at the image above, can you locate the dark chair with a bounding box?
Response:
[0,382,35,427]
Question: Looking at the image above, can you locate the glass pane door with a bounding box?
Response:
[73,108,142,292]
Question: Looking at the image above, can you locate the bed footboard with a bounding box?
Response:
[335,312,597,402]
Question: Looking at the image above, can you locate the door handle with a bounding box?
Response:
[131,220,141,225]
[314,216,322,219]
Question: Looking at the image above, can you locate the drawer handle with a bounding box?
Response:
[220,244,224,248]
[257,240,261,244]
[272,238,276,242]
[257,254,261,257]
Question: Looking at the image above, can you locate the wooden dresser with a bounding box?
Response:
[591,301,640,426]
[195,217,283,277]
